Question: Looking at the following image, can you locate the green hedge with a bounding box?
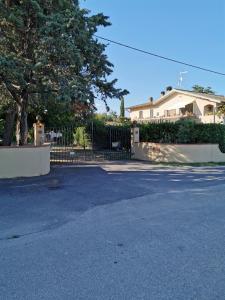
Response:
[139,121,225,152]
[0,119,4,138]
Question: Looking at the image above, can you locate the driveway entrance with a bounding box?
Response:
[45,122,131,163]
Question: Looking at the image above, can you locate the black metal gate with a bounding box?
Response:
[45,122,131,163]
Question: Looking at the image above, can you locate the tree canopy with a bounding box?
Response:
[192,85,215,95]
[0,0,128,145]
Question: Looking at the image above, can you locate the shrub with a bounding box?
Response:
[0,119,4,145]
[91,120,131,150]
[74,127,91,149]
[27,128,34,144]
[0,119,4,138]
[176,120,195,143]
[139,122,225,151]
[140,122,179,143]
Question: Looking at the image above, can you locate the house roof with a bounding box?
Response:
[127,89,225,110]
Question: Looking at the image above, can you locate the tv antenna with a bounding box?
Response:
[178,71,188,88]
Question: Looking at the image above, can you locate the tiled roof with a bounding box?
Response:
[127,89,225,110]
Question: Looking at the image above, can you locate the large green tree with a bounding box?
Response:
[0,0,128,145]
[0,91,16,145]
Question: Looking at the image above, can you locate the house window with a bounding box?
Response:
[204,104,214,116]
[165,109,176,117]
[150,109,154,118]
[139,111,143,119]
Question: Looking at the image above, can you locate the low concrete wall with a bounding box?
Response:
[132,143,225,163]
[0,145,50,178]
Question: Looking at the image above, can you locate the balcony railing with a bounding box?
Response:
[133,113,197,123]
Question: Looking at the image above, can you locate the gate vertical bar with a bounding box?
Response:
[110,127,112,151]
[91,121,94,161]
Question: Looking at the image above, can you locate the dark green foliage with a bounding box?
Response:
[28,97,75,128]
[0,0,129,145]
[192,85,215,95]
[0,100,5,139]
[74,120,131,151]
[94,121,130,150]
[0,119,4,140]
[92,119,108,150]
[176,120,195,143]
[120,97,125,118]
[140,122,179,143]
[219,130,225,153]
[139,122,225,152]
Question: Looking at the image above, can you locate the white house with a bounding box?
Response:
[128,88,225,123]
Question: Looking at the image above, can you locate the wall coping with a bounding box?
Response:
[137,142,219,146]
[0,144,50,149]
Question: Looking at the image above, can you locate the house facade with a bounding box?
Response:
[128,88,225,124]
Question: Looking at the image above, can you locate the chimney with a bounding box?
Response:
[166,86,173,92]
[149,97,153,103]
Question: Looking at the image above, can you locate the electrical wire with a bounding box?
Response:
[94,35,225,76]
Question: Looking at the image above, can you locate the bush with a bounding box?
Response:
[74,127,91,149]
[92,119,108,150]
[91,120,131,150]
[27,128,34,144]
[0,119,4,145]
[176,120,195,143]
[140,122,179,143]
[0,119,4,138]
[139,122,225,152]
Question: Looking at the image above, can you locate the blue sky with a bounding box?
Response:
[81,0,225,114]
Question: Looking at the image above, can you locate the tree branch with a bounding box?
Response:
[0,75,21,105]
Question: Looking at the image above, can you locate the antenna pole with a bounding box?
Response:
[177,71,188,88]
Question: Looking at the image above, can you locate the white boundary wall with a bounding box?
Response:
[132,143,225,163]
[0,145,50,178]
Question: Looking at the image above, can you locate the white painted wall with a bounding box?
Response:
[132,142,225,163]
[130,107,151,121]
[0,145,50,178]
[153,93,194,117]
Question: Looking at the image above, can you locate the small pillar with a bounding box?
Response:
[33,121,45,146]
[132,127,140,143]
[131,126,140,158]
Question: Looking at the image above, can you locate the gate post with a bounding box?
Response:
[131,123,140,159]
[33,121,45,146]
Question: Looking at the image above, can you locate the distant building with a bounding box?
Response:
[128,88,225,123]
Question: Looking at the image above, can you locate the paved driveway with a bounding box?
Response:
[1,162,225,299]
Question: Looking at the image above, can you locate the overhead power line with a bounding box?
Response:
[94,35,225,76]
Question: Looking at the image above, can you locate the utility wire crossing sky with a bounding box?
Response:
[95,35,225,77]
[84,0,225,112]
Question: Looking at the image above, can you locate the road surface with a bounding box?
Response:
[1,162,225,299]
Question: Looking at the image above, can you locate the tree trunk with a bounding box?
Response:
[20,108,28,145]
[16,103,21,146]
[16,95,28,146]
[2,109,16,146]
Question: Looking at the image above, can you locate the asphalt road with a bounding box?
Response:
[1,162,225,300]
